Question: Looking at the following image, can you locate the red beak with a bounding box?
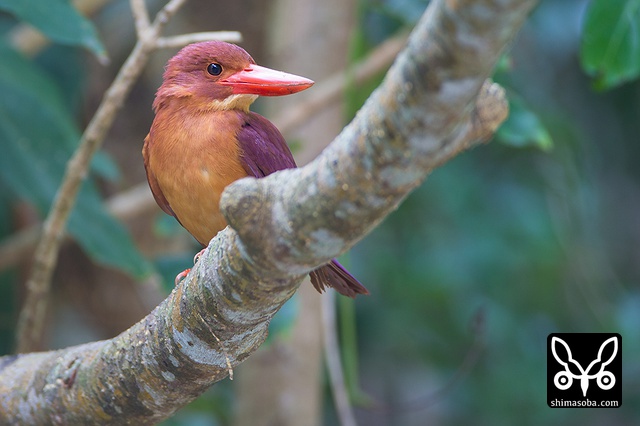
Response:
[220,64,314,96]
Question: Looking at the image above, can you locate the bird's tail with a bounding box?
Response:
[309,260,369,298]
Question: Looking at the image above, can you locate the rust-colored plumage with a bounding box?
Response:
[143,41,368,297]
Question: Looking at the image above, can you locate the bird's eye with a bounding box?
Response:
[207,63,223,76]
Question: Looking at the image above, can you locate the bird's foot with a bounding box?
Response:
[174,268,191,286]
[174,249,205,286]
[174,249,207,286]
[193,248,206,264]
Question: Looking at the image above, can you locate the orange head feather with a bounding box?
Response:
[153,41,254,112]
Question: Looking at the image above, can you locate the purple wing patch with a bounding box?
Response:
[236,112,297,178]
[234,111,369,298]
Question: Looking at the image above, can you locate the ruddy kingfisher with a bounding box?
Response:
[142,41,368,297]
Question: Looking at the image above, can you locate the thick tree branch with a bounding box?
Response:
[219,0,526,276]
[0,0,534,424]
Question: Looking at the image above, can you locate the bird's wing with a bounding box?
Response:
[235,112,369,298]
[236,112,297,178]
[142,134,180,220]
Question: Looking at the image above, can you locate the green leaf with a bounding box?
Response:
[0,43,151,278]
[581,0,640,89]
[71,184,153,279]
[0,44,78,210]
[0,0,107,61]
[497,97,553,151]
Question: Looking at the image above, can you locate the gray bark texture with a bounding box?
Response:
[0,0,535,424]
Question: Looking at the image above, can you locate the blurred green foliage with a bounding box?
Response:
[0,0,106,60]
[0,5,152,278]
[581,0,640,90]
[342,0,640,425]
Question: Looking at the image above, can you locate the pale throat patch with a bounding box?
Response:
[209,94,258,112]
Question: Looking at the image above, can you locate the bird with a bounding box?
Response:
[142,41,368,298]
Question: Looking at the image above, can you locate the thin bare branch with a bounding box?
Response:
[130,0,151,38]
[16,39,156,353]
[322,293,357,426]
[14,0,240,353]
[151,0,188,31]
[156,31,243,49]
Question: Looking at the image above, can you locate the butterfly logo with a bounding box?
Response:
[551,336,617,397]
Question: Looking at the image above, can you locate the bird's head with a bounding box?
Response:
[154,41,314,112]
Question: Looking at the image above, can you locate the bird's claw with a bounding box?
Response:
[174,249,205,286]
[174,268,191,286]
[193,248,206,264]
